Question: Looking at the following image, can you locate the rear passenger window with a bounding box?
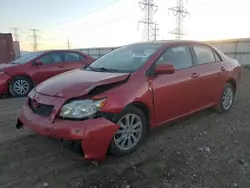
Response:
[193,45,216,64]
[64,52,85,62]
[156,45,193,70]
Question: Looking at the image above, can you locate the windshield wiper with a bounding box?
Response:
[97,67,119,73]
[86,66,118,73]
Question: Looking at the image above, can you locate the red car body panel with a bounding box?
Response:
[17,40,242,161]
[35,69,130,98]
[19,91,119,160]
[0,73,12,94]
[0,50,95,95]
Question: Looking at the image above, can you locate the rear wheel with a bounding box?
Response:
[214,83,235,113]
[9,76,33,97]
[109,106,147,156]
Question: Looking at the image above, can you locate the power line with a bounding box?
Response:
[10,27,20,41]
[138,0,158,41]
[169,0,190,39]
[30,29,40,52]
[43,0,123,32]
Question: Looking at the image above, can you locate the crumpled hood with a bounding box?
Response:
[0,63,17,71]
[35,69,130,98]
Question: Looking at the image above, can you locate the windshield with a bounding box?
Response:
[10,51,44,64]
[86,43,163,73]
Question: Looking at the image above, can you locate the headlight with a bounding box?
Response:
[59,98,106,119]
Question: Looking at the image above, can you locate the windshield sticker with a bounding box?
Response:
[132,52,152,58]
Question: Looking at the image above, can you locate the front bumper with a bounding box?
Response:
[17,91,119,161]
[0,72,12,94]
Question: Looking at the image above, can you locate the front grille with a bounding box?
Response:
[28,98,54,117]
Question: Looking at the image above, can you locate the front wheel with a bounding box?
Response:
[214,83,235,113]
[9,76,33,97]
[109,106,147,156]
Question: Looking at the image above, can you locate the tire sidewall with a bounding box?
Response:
[109,105,147,156]
[9,76,33,97]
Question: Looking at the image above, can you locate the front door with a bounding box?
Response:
[31,52,66,85]
[151,45,200,125]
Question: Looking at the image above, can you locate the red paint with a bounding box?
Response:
[0,50,94,95]
[0,33,15,64]
[18,40,242,161]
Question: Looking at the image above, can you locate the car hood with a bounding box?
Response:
[0,63,18,71]
[35,69,130,98]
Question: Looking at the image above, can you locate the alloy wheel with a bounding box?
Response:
[13,79,30,96]
[114,113,143,151]
[222,87,234,110]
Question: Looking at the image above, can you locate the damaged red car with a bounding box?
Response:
[17,40,242,161]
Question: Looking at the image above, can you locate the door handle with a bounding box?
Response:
[221,67,226,71]
[57,65,65,68]
[191,72,200,79]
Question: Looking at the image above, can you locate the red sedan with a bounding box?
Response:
[0,50,94,97]
[17,40,242,161]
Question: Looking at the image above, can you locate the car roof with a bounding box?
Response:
[35,49,83,54]
[132,40,209,46]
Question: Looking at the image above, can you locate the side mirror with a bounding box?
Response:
[155,64,175,74]
[34,60,43,66]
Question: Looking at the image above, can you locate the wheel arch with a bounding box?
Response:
[9,75,34,86]
[226,78,236,92]
[126,101,151,131]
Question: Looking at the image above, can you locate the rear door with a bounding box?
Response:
[191,44,227,107]
[151,45,201,125]
[59,51,89,72]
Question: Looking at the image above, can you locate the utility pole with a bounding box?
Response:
[66,38,71,49]
[30,29,40,52]
[169,0,190,39]
[10,27,20,41]
[138,0,158,41]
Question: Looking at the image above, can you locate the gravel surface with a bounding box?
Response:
[0,69,250,188]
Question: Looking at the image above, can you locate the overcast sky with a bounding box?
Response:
[1,0,249,51]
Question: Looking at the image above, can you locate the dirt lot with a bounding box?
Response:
[0,70,250,188]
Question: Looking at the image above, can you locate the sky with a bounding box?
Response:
[1,0,250,51]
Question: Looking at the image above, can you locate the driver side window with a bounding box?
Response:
[38,52,64,65]
[156,45,193,70]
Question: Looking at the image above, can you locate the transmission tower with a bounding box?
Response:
[66,38,71,49]
[169,0,190,39]
[10,27,20,41]
[154,23,159,41]
[138,0,158,41]
[30,29,40,52]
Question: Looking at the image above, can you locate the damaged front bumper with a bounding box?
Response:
[17,103,119,161]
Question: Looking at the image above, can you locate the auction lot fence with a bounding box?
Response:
[77,38,250,67]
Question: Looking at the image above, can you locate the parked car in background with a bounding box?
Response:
[0,50,95,97]
[17,40,242,161]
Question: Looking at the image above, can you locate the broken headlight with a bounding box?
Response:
[59,98,107,119]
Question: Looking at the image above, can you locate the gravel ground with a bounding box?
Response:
[0,69,250,188]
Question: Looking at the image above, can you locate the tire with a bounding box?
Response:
[214,83,235,114]
[109,105,148,156]
[9,76,33,97]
